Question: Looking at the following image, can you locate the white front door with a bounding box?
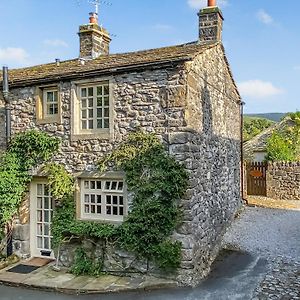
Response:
[30,181,55,258]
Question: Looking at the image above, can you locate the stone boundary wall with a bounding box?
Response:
[266,162,300,201]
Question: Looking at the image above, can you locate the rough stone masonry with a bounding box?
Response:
[0,1,242,287]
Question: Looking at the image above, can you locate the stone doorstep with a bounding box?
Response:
[0,263,178,295]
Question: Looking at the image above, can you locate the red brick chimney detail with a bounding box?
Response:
[208,0,216,6]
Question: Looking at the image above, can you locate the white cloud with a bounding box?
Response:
[187,0,228,9]
[238,80,284,99]
[43,39,68,48]
[0,47,29,65]
[257,9,273,24]
[152,24,173,32]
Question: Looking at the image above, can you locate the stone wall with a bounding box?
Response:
[170,45,242,285]
[7,44,242,286]
[267,162,300,200]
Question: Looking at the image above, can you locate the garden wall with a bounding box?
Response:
[266,162,300,201]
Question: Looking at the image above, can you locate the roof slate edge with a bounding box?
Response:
[9,57,193,88]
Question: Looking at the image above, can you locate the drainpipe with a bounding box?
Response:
[240,101,247,204]
[3,66,11,145]
[2,66,13,257]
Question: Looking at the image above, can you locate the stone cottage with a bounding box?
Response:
[0,0,242,286]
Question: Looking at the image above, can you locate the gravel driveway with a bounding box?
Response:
[223,206,300,260]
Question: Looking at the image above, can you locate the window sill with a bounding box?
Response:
[36,116,62,125]
[71,131,112,141]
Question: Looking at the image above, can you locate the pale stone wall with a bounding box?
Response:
[171,45,242,285]
[8,44,242,286]
[267,162,300,200]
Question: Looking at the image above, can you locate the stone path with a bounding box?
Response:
[223,206,300,300]
[0,263,176,294]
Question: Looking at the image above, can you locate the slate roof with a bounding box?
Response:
[243,117,296,161]
[1,42,218,88]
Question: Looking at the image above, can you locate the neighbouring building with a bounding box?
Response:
[0,0,242,286]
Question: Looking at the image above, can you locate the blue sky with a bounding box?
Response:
[0,0,299,114]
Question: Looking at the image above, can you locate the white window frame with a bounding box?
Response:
[71,78,114,141]
[79,178,127,222]
[35,85,61,125]
[43,89,59,118]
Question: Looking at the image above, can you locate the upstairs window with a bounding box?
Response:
[44,89,59,117]
[80,82,110,131]
[36,86,61,124]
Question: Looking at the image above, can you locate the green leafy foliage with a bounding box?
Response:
[53,132,188,273]
[0,130,59,234]
[266,112,300,162]
[70,247,103,276]
[243,117,274,142]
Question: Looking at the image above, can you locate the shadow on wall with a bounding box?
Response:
[169,73,241,284]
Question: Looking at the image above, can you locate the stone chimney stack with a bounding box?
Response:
[78,13,111,59]
[198,0,224,43]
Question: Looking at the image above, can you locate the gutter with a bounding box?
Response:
[2,66,13,258]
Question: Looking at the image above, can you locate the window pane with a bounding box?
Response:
[44,211,49,223]
[44,185,49,196]
[88,120,93,129]
[113,207,118,215]
[97,206,101,214]
[91,194,95,203]
[97,195,101,203]
[104,85,109,95]
[37,237,43,248]
[88,87,93,96]
[81,88,87,97]
[44,237,50,250]
[53,104,58,114]
[104,108,109,117]
[97,98,102,107]
[119,207,124,216]
[105,182,111,190]
[44,224,50,236]
[44,198,49,209]
[119,196,124,205]
[37,224,43,235]
[88,99,93,107]
[104,97,109,106]
[104,119,109,128]
[96,181,101,190]
[82,99,87,108]
[91,205,95,214]
[97,108,102,118]
[97,119,103,129]
[97,86,102,96]
[107,206,111,215]
[106,195,111,204]
[113,196,118,205]
[37,197,43,209]
[47,92,54,102]
[37,210,43,222]
[84,194,89,203]
[82,120,87,129]
[84,181,89,189]
[82,110,87,119]
[85,205,90,213]
[89,109,94,118]
[118,182,124,191]
[54,91,58,101]
[37,184,43,196]
[111,182,117,190]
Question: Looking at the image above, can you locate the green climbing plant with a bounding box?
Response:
[52,132,188,273]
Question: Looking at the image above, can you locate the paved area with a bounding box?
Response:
[224,206,300,300]
[246,196,300,211]
[0,263,176,294]
[0,250,268,300]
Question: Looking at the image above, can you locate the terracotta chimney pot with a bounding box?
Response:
[208,0,216,6]
[89,12,98,24]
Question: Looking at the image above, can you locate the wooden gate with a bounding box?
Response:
[246,162,267,196]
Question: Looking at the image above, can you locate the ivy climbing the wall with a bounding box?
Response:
[0,130,59,240]
[52,132,188,273]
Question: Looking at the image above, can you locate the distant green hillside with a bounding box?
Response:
[245,113,286,122]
